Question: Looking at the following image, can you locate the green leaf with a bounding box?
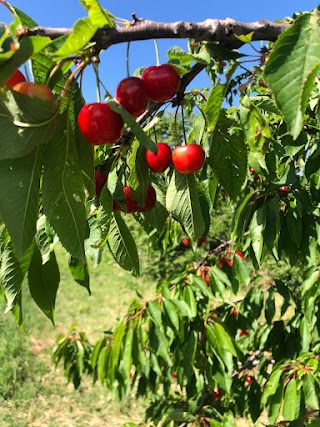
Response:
[0,148,42,257]
[205,63,238,133]
[68,256,91,295]
[264,12,320,139]
[262,366,283,405]
[264,197,281,259]
[163,299,179,332]
[128,140,149,206]
[119,325,134,382]
[42,116,87,261]
[80,0,115,27]
[250,207,266,265]
[0,243,23,312]
[208,118,247,199]
[299,316,310,352]
[166,169,205,241]
[303,374,319,409]
[107,212,140,277]
[232,254,250,286]
[206,323,237,357]
[268,381,284,424]
[183,286,197,318]
[108,100,158,153]
[0,36,51,86]
[0,89,59,160]
[283,379,297,421]
[53,18,97,60]
[28,246,60,324]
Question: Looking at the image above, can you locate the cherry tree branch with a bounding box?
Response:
[19,18,289,50]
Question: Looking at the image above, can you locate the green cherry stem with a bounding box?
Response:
[93,62,101,103]
[153,39,160,66]
[181,104,187,145]
[126,41,131,77]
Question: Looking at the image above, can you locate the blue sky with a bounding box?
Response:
[3,0,319,102]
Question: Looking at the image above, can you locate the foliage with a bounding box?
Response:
[1,1,320,426]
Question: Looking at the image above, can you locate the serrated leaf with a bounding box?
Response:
[250,207,266,265]
[128,140,149,205]
[163,299,179,332]
[283,379,297,420]
[107,212,140,277]
[261,366,283,405]
[303,374,319,409]
[208,119,247,199]
[0,148,42,257]
[28,246,60,324]
[0,36,51,86]
[119,325,133,382]
[206,323,237,357]
[0,243,23,312]
[42,117,86,261]
[0,90,59,160]
[53,18,97,60]
[68,256,91,295]
[166,169,205,241]
[183,286,197,318]
[205,63,238,133]
[108,100,158,153]
[232,254,250,286]
[80,0,115,27]
[264,12,320,139]
[268,380,284,424]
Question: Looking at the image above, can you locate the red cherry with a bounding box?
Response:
[235,251,245,260]
[78,103,123,145]
[249,168,255,175]
[142,185,156,212]
[197,236,206,247]
[182,237,191,247]
[280,186,289,192]
[95,170,107,198]
[115,77,149,118]
[230,309,237,316]
[145,142,172,173]
[13,81,57,104]
[172,144,205,174]
[171,372,177,378]
[198,266,210,284]
[239,329,244,337]
[245,329,249,335]
[5,69,26,88]
[254,174,260,182]
[245,376,252,385]
[212,389,222,399]
[228,260,233,267]
[141,64,180,103]
[122,185,156,213]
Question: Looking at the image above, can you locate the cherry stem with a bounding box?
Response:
[126,41,131,77]
[93,62,101,103]
[181,104,188,145]
[153,39,160,66]
[174,106,180,145]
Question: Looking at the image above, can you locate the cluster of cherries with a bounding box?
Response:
[90,64,205,211]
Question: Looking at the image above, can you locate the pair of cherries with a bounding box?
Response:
[78,64,180,146]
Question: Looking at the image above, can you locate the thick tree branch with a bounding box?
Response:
[20,18,289,50]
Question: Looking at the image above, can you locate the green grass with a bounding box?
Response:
[0,245,155,427]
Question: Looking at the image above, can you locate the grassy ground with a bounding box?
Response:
[0,246,154,427]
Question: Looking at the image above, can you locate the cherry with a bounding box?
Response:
[172,144,205,174]
[145,142,172,173]
[280,185,289,192]
[212,389,222,399]
[230,309,237,316]
[116,77,149,118]
[198,266,210,284]
[78,103,123,145]
[95,170,107,198]
[197,236,206,247]
[216,256,228,269]
[245,329,249,335]
[13,82,57,104]
[235,251,245,260]
[143,185,157,212]
[5,69,26,88]
[245,376,252,385]
[141,64,180,103]
[182,237,191,247]
[239,329,244,337]
[121,185,156,213]
[171,372,177,378]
